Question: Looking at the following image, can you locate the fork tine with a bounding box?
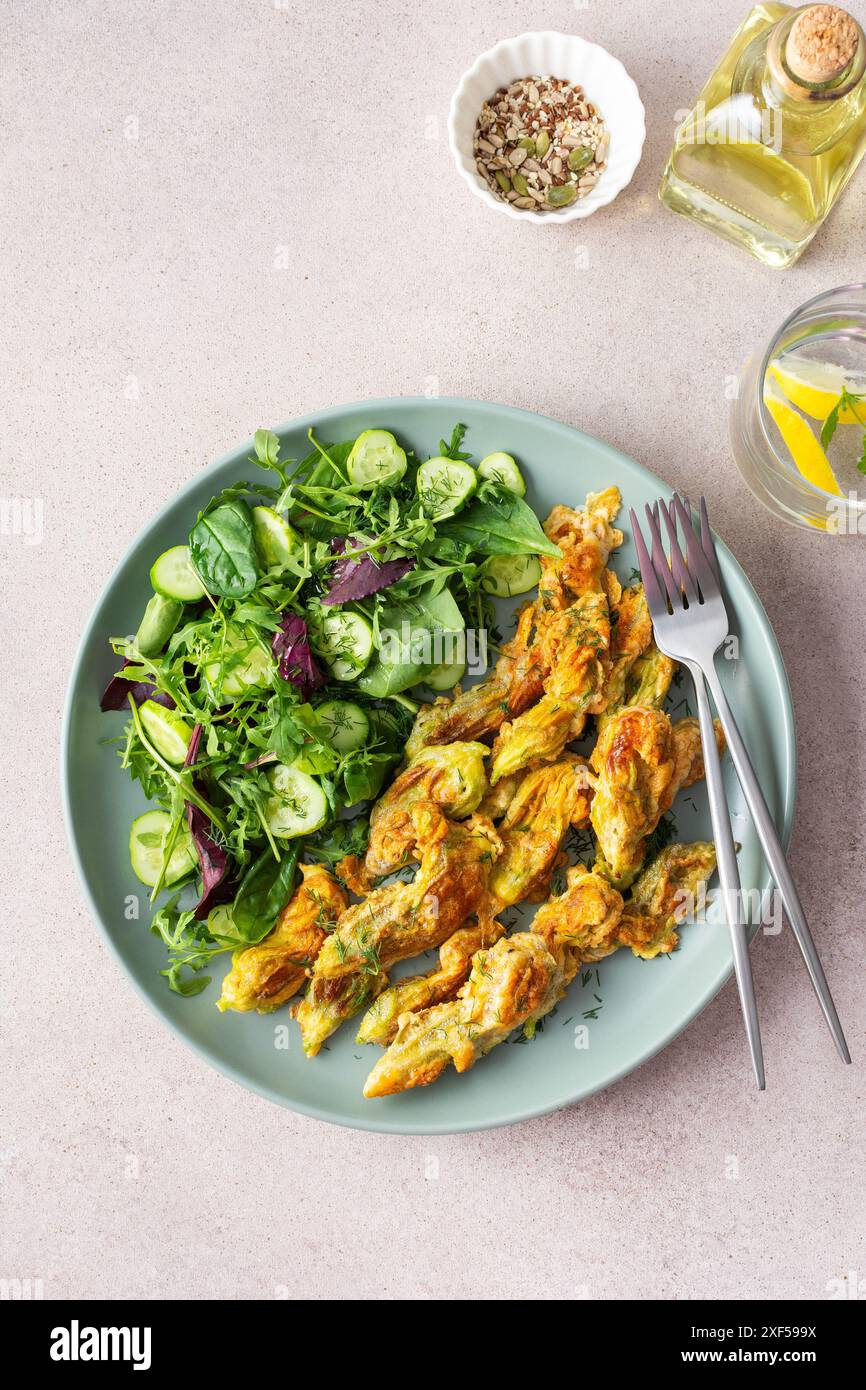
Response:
[629,508,667,613]
[658,498,700,604]
[681,492,722,588]
[699,495,722,586]
[644,502,682,608]
[671,493,718,599]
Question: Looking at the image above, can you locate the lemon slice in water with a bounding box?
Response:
[762,376,843,498]
[768,358,866,424]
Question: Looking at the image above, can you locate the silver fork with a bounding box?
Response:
[633,495,851,1073]
[632,501,764,1088]
[682,496,850,1065]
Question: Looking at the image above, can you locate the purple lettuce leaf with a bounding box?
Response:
[183,723,230,919]
[271,614,324,699]
[100,659,176,712]
[186,802,231,920]
[321,536,413,606]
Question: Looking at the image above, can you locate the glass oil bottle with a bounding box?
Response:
[659,4,866,266]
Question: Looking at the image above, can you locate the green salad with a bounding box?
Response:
[100,422,560,994]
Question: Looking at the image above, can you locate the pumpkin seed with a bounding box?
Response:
[535,130,550,158]
[545,184,578,207]
[495,170,512,193]
[512,172,529,196]
[568,146,594,172]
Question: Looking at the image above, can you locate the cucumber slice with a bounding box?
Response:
[129,809,197,888]
[253,505,302,571]
[150,545,207,601]
[316,700,370,752]
[265,764,329,838]
[416,457,477,519]
[309,608,374,681]
[207,903,237,938]
[135,593,183,657]
[478,452,526,496]
[203,625,275,698]
[139,699,195,765]
[346,430,407,489]
[480,552,542,598]
[424,658,467,691]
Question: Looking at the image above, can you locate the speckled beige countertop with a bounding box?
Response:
[2,0,864,1301]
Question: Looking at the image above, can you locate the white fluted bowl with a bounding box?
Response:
[449,31,645,223]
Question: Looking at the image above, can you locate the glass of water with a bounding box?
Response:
[730,284,866,533]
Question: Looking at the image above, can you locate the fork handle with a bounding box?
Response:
[685,662,765,1090]
[702,661,851,1065]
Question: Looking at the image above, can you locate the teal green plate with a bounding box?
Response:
[62,398,795,1134]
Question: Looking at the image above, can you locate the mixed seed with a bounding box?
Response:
[473,74,609,213]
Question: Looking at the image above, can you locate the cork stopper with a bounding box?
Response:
[785,5,859,83]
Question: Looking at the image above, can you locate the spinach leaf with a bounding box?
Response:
[357,655,429,697]
[359,582,465,696]
[437,483,561,557]
[231,842,300,940]
[343,753,395,805]
[377,582,465,638]
[189,498,259,598]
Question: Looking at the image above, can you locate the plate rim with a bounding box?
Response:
[61,396,796,1134]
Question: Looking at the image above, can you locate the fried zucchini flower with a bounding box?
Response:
[217,865,347,1014]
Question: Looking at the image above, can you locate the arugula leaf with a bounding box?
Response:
[151,897,230,996]
[438,422,472,461]
[189,498,259,598]
[100,658,176,712]
[343,753,394,805]
[305,815,370,866]
[437,483,561,557]
[253,428,282,470]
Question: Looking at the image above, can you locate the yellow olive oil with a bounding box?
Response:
[660,4,866,266]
